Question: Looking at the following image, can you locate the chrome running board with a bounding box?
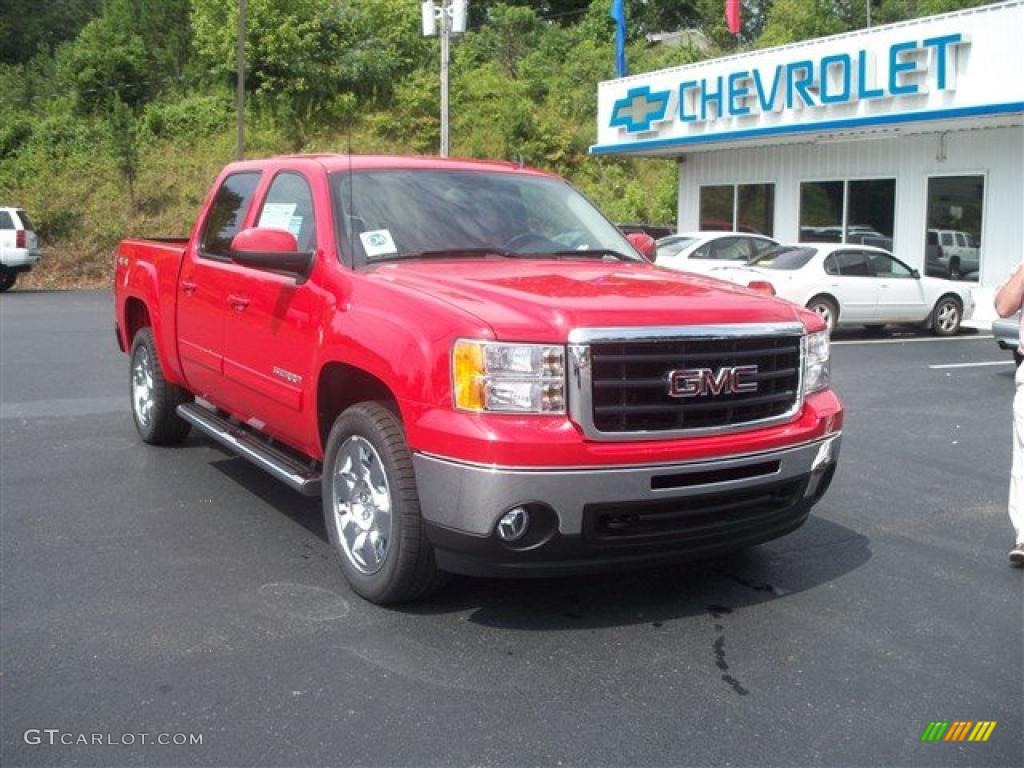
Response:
[177,403,321,496]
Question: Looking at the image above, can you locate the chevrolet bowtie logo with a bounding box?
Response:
[609,86,671,134]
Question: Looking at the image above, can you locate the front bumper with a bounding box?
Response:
[414,434,840,577]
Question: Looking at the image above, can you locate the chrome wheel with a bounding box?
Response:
[132,345,155,427]
[936,300,960,333]
[330,436,393,575]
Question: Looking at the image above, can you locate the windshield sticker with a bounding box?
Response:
[259,203,296,231]
[360,229,398,258]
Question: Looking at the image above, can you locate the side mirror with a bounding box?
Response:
[229,228,314,282]
[626,232,657,261]
[911,269,921,279]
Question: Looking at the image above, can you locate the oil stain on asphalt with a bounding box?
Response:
[708,604,749,696]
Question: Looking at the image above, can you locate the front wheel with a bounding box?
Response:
[130,328,192,444]
[0,267,17,292]
[930,296,962,336]
[322,402,446,604]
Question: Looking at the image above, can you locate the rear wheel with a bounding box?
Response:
[130,328,193,444]
[806,296,838,334]
[930,296,962,337]
[323,402,446,604]
[0,268,17,292]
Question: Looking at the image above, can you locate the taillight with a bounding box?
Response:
[16,230,25,248]
[747,280,776,296]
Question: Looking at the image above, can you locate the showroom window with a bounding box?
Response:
[699,184,774,236]
[799,179,895,249]
[924,175,984,282]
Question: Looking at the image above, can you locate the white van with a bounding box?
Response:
[0,207,42,291]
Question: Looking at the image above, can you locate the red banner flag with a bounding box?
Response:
[725,0,741,36]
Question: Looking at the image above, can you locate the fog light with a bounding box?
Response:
[496,506,529,542]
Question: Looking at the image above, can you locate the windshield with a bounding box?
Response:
[750,246,818,270]
[655,236,696,259]
[329,169,640,266]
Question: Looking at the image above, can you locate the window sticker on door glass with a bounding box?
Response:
[359,229,398,258]
[259,202,296,231]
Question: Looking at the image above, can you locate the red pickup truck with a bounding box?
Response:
[114,154,842,604]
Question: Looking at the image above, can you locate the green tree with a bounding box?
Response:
[56,15,151,114]
[108,95,139,206]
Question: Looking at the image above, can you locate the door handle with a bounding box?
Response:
[227,294,250,311]
[181,279,197,295]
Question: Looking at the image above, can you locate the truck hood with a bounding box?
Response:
[365,259,809,341]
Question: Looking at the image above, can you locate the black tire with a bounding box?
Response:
[0,268,17,292]
[129,328,192,444]
[930,295,962,337]
[863,324,887,335]
[806,295,838,334]
[949,258,961,280]
[322,401,447,604]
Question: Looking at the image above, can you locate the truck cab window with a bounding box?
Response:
[200,172,261,259]
[257,173,317,252]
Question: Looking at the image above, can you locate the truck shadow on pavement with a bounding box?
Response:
[411,516,871,630]
[209,451,870,631]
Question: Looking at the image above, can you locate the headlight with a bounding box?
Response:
[453,340,565,413]
[802,330,830,395]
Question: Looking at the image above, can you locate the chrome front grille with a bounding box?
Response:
[567,324,805,441]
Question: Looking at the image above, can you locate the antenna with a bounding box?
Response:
[347,122,356,266]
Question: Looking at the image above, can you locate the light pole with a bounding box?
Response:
[236,0,246,161]
[421,1,467,158]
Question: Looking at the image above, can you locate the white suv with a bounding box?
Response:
[0,207,41,291]
[927,228,979,279]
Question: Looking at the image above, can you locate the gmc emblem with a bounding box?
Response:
[667,365,759,398]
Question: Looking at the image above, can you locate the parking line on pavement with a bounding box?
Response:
[832,335,993,346]
[928,360,1014,370]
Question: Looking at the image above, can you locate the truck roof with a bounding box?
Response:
[222,154,557,178]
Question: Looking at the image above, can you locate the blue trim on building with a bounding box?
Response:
[590,101,1024,154]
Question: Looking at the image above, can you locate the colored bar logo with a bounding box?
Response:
[921,721,996,742]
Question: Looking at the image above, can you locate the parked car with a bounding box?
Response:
[655,231,778,275]
[0,207,41,291]
[927,228,980,280]
[113,154,843,604]
[707,243,975,336]
[993,313,1021,365]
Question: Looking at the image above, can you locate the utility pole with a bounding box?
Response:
[866,0,872,29]
[236,0,246,161]
[422,1,466,158]
[439,2,450,157]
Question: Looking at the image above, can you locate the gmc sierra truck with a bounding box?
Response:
[114,155,843,604]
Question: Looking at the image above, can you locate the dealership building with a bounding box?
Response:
[594,1,1024,320]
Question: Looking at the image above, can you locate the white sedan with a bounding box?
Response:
[655,231,778,276]
[708,243,975,336]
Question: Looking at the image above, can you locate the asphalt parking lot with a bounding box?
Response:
[2,289,1021,767]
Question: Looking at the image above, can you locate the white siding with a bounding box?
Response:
[677,124,1023,305]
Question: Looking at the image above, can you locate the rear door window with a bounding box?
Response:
[833,250,873,277]
[200,172,262,259]
[940,232,953,246]
[0,211,13,229]
[14,210,35,231]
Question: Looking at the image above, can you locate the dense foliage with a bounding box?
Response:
[0,0,993,286]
